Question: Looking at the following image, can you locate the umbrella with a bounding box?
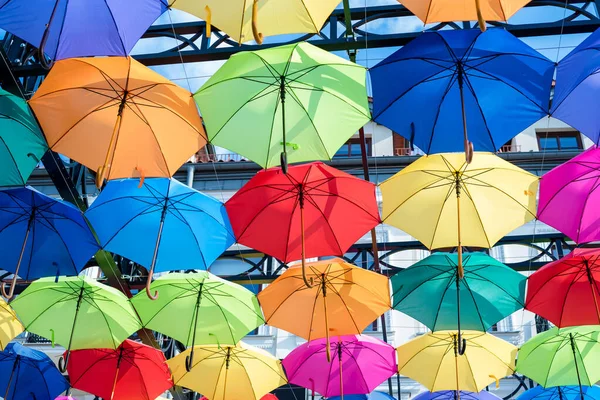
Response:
[414,392,501,400]
[0,186,100,298]
[66,339,173,400]
[258,258,390,361]
[11,276,142,372]
[0,0,168,61]
[516,326,600,399]
[397,331,516,394]
[526,248,600,327]
[537,146,600,244]
[194,42,370,171]
[168,342,288,400]
[400,0,531,30]
[0,88,47,187]
[29,57,206,187]
[551,28,600,145]
[282,335,397,399]
[169,0,341,44]
[392,252,526,332]
[131,272,264,370]
[85,178,235,299]
[226,162,380,285]
[370,29,552,160]
[329,391,398,400]
[0,342,69,400]
[0,298,23,349]
[518,386,600,400]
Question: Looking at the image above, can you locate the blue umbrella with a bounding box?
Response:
[85,178,236,300]
[329,391,397,400]
[370,29,553,160]
[518,386,600,400]
[0,0,168,62]
[0,187,99,298]
[552,28,600,145]
[414,392,501,400]
[0,342,69,400]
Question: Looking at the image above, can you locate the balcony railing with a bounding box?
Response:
[395,147,412,156]
[498,145,522,153]
[193,153,248,163]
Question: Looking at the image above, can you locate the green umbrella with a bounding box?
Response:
[11,276,142,371]
[194,42,370,171]
[131,272,264,371]
[516,326,600,396]
[0,88,47,187]
[392,252,526,332]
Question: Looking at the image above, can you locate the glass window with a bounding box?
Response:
[538,137,558,150]
[537,131,582,151]
[333,138,372,158]
[559,136,579,149]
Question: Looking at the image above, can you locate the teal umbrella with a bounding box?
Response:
[0,88,47,187]
[392,252,525,333]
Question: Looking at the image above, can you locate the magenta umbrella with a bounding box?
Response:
[538,146,600,243]
[282,335,396,399]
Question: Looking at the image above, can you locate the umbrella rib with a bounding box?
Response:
[340,345,373,392]
[426,69,460,153]
[211,353,229,400]
[557,267,587,326]
[573,173,600,243]
[460,277,490,330]
[427,176,459,250]
[466,268,525,307]
[197,74,278,93]
[429,272,459,330]
[464,174,537,219]
[325,283,363,333]
[461,75,498,150]
[302,195,344,255]
[263,84,282,169]
[459,185,493,248]
[306,279,324,341]
[100,205,160,248]
[31,210,82,275]
[164,204,210,268]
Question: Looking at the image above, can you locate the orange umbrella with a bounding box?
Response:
[258,258,390,361]
[29,57,206,187]
[401,0,531,31]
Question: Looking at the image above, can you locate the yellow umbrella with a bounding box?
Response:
[0,299,23,349]
[401,0,531,31]
[167,342,287,400]
[397,331,516,394]
[169,0,341,44]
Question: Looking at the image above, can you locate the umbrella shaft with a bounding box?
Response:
[339,345,343,400]
[4,357,18,400]
[455,179,464,279]
[280,76,287,157]
[569,333,585,399]
[584,263,600,323]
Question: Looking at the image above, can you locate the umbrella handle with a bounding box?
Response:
[185,349,194,372]
[474,0,487,32]
[252,0,263,44]
[145,273,159,300]
[280,152,288,174]
[96,166,106,189]
[458,337,467,355]
[58,352,70,373]
[205,6,212,37]
[135,166,145,188]
[464,140,474,164]
[1,275,17,300]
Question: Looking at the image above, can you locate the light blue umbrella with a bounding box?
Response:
[413,391,501,400]
[85,178,236,300]
[518,386,600,400]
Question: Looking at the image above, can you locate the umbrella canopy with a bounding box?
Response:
[0,343,69,400]
[538,146,600,244]
[29,57,206,186]
[551,28,600,145]
[371,29,552,156]
[526,248,600,327]
[329,391,398,400]
[516,326,600,389]
[0,0,168,60]
[258,258,390,360]
[392,252,526,331]
[67,339,173,400]
[85,178,235,299]
[0,298,23,349]
[11,276,142,370]
[226,162,380,267]
[517,386,600,400]
[0,88,47,187]
[397,331,517,392]
[194,42,370,170]
[131,272,264,350]
[170,0,340,44]
[414,392,501,400]
[168,342,287,400]
[0,186,99,298]
[283,335,397,397]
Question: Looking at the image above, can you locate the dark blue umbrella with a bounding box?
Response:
[329,391,397,400]
[0,342,69,400]
[0,187,99,298]
[518,386,600,400]
[370,29,553,160]
[552,28,600,145]
[414,391,501,400]
[0,0,168,61]
[84,178,236,300]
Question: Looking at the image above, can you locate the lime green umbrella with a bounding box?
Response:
[516,326,600,392]
[131,272,264,370]
[194,42,370,171]
[11,276,142,371]
[0,88,47,187]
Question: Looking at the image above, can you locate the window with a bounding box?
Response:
[537,131,583,151]
[334,138,372,158]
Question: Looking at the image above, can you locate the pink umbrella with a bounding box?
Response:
[282,335,396,399]
[538,146,600,243]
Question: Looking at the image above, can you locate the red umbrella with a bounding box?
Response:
[225,162,380,286]
[66,339,173,400]
[526,248,600,327]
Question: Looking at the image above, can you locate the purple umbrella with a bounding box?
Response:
[282,335,396,399]
[414,392,501,400]
[538,146,600,243]
[0,0,168,61]
[552,27,600,144]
